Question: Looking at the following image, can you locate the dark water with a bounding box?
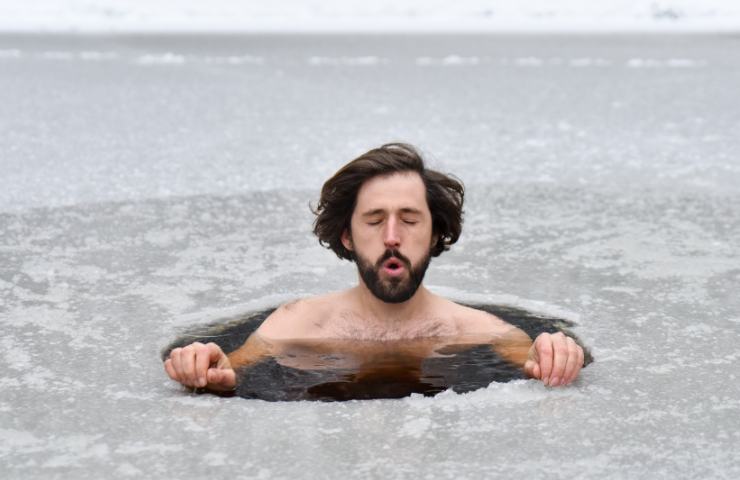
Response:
[162,303,593,401]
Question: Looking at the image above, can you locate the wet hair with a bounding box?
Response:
[312,143,465,261]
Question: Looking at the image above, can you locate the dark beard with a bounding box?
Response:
[354,248,431,304]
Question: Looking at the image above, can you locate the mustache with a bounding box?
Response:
[375,249,411,269]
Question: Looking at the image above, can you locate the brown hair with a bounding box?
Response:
[312,143,465,261]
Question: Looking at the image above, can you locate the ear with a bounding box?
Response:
[341,228,354,252]
[431,232,439,248]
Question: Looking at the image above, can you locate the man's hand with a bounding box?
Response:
[523,332,584,387]
[164,342,236,392]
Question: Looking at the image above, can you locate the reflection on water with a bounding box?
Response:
[162,304,592,401]
[237,338,527,401]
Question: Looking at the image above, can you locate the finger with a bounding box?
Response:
[194,343,211,387]
[562,338,580,385]
[524,360,542,380]
[524,360,537,378]
[181,345,197,386]
[207,368,236,391]
[164,359,178,381]
[206,342,225,363]
[550,333,568,386]
[570,344,585,384]
[535,334,554,385]
[170,348,186,383]
[561,340,576,385]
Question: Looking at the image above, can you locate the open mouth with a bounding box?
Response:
[383,257,405,275]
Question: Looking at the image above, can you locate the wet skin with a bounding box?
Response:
[247,331,533,374]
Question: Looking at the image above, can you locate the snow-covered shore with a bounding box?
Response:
[1,0,739,33]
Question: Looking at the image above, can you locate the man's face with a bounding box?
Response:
[341,171,435,303]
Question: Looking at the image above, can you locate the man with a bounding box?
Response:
[164,143,585,393]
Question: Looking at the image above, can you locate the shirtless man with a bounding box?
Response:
[164,143,585,393]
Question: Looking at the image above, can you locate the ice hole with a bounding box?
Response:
[162,304,593,401]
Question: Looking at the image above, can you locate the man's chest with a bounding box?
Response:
[318,309,462,341]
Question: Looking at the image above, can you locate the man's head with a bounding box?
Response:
[312,143,464,303]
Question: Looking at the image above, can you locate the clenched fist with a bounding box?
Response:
[164,342,236,392]
[523,332,584,387]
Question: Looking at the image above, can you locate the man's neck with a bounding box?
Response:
[351,281,433,326]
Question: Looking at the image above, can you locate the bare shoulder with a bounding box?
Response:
[255,292,343,340]
[444,299,531,340]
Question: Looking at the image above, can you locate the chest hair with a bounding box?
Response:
[328,310,459,341]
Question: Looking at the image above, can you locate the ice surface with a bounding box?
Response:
[2,34,740,213]
[1,34,740,478]
[1,0,740,32]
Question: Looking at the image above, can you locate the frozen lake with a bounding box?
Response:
[1,34,739,478]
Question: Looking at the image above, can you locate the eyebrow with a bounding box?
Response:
[360,208,424,217]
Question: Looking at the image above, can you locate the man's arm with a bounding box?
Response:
[491,327,585,387]
[163,332,276,392]
[163,304,289,393]
[163,299,313,392]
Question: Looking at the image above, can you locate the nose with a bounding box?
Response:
[383,217,401,249]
